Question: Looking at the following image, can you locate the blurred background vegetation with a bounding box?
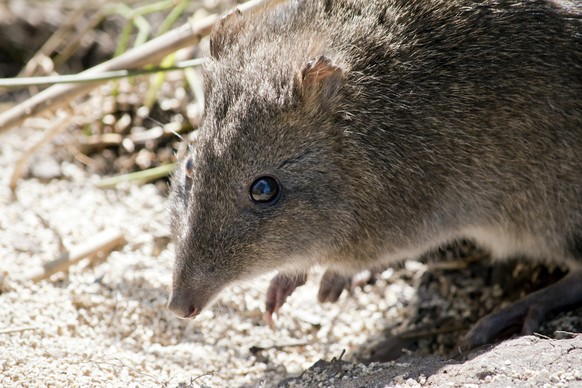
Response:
[0,0,240,191]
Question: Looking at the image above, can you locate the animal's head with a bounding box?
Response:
[167,9,361,318]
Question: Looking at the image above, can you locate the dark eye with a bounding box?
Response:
[249,176,280,204]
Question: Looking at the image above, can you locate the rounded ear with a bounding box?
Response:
[210,9,245,60]
[299,56,344,105]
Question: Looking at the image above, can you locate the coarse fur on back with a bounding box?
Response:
[168,0,582,329]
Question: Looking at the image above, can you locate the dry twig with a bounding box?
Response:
[26,230,127,282]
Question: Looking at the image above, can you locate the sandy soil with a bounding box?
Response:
[1,126,581,387]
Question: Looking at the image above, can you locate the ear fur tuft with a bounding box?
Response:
[210,9,245,60]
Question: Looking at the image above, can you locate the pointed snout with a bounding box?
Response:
[167,288,201,319]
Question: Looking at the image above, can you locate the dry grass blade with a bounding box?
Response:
[17,6,86,78]
[0,59,205,88]
[95,163,176,189]
[0,326,39,335]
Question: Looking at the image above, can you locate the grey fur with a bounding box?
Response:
[168,0,582,342]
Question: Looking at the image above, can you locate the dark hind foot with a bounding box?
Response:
[459,271,582,352]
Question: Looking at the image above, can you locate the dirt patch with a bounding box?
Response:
[280,335,582,387]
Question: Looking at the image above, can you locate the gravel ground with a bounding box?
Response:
[1,126,581,387]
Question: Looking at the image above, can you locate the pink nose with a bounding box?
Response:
[167,291,199,319]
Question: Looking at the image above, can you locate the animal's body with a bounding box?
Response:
[168,0,582,348]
